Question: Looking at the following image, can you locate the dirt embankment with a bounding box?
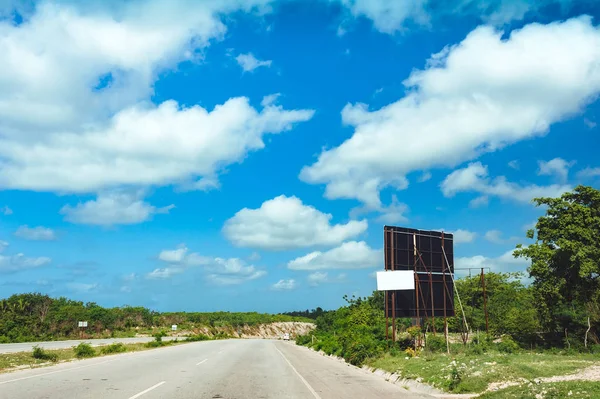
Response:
[168,321,315,340]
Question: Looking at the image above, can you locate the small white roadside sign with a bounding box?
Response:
[171,324,177,331]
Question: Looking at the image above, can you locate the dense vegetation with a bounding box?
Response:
[297,186,600,371]
[0,294,311,343]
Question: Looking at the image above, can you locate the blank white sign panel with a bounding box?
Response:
[376,270,415,291]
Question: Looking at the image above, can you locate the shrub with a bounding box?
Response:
[186,334,211,342]
[100,343,127,354]
[448,361,462,391]
[295,334,311,345]
[74,342,96,358]
[497,335,520,353]
[145,341,163,348]
[32,346,58,362]
[425,334,446,352]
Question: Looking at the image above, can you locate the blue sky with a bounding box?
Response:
[0,0,599,312]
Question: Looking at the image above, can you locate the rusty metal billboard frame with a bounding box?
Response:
[383,226,455,343]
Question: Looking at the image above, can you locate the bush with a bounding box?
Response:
[74,342,96,358]
[32,346,59,362]
[497,336,520,353]
[145,341,163,348]
[186,334,211,342]
[295,334,311,345]
[448,361,462,391]
[100,343,127,354]
[425,334,446,352]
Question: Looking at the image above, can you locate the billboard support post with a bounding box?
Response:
[442,232,449,353]
[481,268,489,336]
[391,230,396,343]
[384,229,389,346]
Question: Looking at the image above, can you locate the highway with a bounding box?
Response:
[0,337,178,354]
[0,339,434,398]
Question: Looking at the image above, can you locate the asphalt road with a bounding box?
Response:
[0,339,434,398]
[0,337,179,354]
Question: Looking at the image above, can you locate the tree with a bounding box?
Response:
[514,185,600,340]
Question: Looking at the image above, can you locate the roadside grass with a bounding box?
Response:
[478,381,600,398]
[0,339,193,373]
[368,350,599,393]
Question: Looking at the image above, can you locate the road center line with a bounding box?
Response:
[128,381,166,399]
[0,359,116,385]
[275,346,321,399]
[196,359,208,366]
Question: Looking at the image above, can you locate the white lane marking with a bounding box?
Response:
[128,381,166,399]
[275,346,321,399]
[0,359,116,385]
[196,359,208,366]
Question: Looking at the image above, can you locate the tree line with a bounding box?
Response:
[0,294,311,343]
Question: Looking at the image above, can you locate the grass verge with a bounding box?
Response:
[368,350,599,393]
[478,381,600,398]
[0,339,193,373]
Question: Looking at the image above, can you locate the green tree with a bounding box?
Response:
[514,185,600,341]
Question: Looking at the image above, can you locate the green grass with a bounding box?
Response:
[369,350,599,393]
[479,381,600,398]
[0,339,196,373]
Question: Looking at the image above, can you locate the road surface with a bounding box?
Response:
[0,339,434,398]
[0,337,179,354]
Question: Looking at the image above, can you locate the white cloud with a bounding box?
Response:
[584,118,597,129]
[0,241,8,251]
[288,241,380,270]
[538,157,574,182]
[66,282,98,293]
[157,244,211,266]
[248,252,261,261]
[335,0,430,34]
[61,191,174,226]
[0,252,51,273]
[0,1,313,195]
[508,160,520,170]
[14,225,57,241]
[272,279,296,290]
[484,230,505,244]
[122,273,137,282]
[1,206,12,215]
[207,270,266,285]
[469,195,489,208]
[441,162,571,203]
[236,52,272,72]
[418,171,432,182]
[308,271,329,286]
[577,167,600,179]
[1,98,313,194]
[306,271,346,286]
[455,248,529,274]
[450,229,476,244]
[261,93,281,107]
[147,267,184,279]
[223,195,368,250]
[301,17,600,208]
[149,245,266,284]
[375,195,408,224]
[334,0,578,34]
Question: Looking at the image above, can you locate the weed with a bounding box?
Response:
[186,334,211,342]
[32,346,58,362]
[74,342,96,358]
[100,343,126,354]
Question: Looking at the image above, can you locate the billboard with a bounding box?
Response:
[384,226,455,318]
